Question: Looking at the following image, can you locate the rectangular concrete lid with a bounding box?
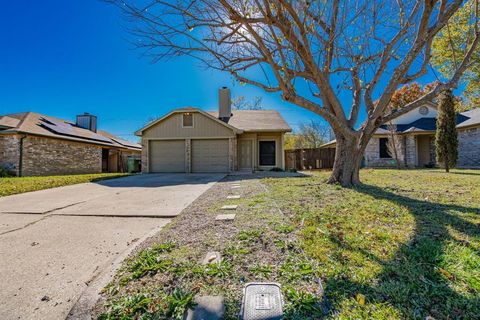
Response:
[185,295,225,320]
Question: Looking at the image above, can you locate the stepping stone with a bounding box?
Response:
[231,186,241,189]
[227,195,241,199]
[185,296,225,320]
[215,214,236,221]
[202,251,222,265]
[221,205,238,210]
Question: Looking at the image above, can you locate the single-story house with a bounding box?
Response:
[0,112,141,176]
[135,87,292,173]
[321,104,480,168]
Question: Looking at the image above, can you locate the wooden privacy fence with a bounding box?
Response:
[285,148,336,170]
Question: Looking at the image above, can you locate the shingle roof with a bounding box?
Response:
[0,115,21,128]
[378,117,438,133]
[457,108,480,128]
[377,112,475,134]
[207,110,291,132]
[322,107,480,147]
[0,112,141,150]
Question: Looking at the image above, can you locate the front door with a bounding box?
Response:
[417,135,432,167]
[239,140,253,170]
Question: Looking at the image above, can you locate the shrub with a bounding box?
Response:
[0,166,13,177]
[435,89,458,172]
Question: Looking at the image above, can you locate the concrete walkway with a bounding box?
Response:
[0,173,223,320]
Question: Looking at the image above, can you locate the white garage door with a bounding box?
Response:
[192,139,229,173]
[149,140,185,172]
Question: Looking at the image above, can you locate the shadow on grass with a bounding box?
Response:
[323,184,480,319]
[448,171,480,176]
[91,172,309,188]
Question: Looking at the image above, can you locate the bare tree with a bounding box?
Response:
[231,96,263,110]
[297,121,330,148]
[386,123,403,169]
[285,121,330,149]
[108,0,479,185]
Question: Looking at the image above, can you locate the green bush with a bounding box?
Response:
[0,166,13,177]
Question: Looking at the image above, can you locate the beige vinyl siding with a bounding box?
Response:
[142,112,235,139]
[237,132,285,170]
[191,139,229,172]
[149,140,185,172]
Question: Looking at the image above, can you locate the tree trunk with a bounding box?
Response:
[328,134,364,186]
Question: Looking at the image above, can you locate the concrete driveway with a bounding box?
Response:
[0,173,224,320]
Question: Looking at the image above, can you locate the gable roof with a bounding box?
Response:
[0,112,141,150]
[376,110,477,134]
[321,107,480,148]
[135,108,291,136]
[207,110,292,132]
[135,108,243,136]
[457,108,480,128]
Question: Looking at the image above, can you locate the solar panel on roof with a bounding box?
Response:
[41,118,76,135]
[39,117,112,144]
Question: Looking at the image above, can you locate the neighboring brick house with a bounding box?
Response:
[321,104,480,168]
[0,112,141,176]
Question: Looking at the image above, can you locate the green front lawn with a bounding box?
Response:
[265,169,480,319]
[98,169,479,319]
[0,173,130,197]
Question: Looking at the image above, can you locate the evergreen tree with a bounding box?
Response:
[435,90,458,172]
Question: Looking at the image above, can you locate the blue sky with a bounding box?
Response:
[0,1,443,142]
[0,1,333,142]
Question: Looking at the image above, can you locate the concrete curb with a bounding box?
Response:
[66,218,171,320]
[51,213,179,219]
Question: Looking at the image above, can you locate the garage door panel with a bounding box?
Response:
[192,139,229,173]
[149,140,185,172]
